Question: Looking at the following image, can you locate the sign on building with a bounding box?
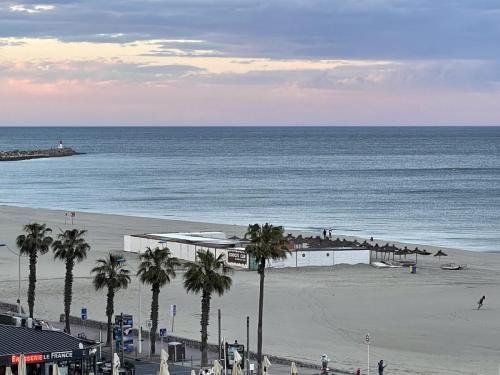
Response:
[227,251,247,265]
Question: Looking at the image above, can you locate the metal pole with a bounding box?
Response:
[138,279,142,354]
[223,338,227,375]
[120,313,125,367]
[18,252,21,314]
[99,330,102,361]
[367,342,370,375]
[246,316,249,375]
[111,324,114,367]
[218,309,221,360]
[149,326,151,359]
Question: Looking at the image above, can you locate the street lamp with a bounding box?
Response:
[0,243,22,314]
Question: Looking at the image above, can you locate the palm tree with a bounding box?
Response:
[245,223,289,375]
[91,253,131,345]
[52,229,90,334]
[16,223,53,318]
[184,251,233,366]
[137,246,180,355]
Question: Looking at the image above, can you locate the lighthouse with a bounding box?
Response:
[58,140,64,149]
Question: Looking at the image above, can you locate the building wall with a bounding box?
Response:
[124,235,248,268]
[124,235,163,254]
[268,249,370,268]
[333,250,370,265]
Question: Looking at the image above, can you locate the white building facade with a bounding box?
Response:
[268,247,371,268]
[124,232,249,269]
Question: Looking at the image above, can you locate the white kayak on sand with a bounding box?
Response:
[441,263,467,270]
[372,261,401,268]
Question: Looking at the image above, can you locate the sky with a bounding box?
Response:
[0,0,499,126]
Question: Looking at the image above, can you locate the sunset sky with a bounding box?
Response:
[1,0,499,126]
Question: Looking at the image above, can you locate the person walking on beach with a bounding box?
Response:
[378,360,387,375]
[477,295,485,310]
[323,229,327,239]
[328,229,332,238]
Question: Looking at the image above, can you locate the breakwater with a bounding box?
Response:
[0,147,81,161]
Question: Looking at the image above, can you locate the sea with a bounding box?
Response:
[1,126,499,252]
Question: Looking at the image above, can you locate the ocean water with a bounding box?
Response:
[0,126,499,252]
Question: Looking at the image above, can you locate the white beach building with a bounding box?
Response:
[124,231,371,270]
[124,232,250,269]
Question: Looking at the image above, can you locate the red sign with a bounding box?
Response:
[11,354,44,364]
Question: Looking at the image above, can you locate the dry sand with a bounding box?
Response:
[1,205,500,374]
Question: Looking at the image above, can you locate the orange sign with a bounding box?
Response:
[11,354,44,364]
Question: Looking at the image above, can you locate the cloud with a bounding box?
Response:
[0,0,499,60]
[9,4,54,13]
[0,59,205,85]
[1,0,499,125]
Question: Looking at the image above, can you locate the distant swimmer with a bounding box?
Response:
[477,295,485,310]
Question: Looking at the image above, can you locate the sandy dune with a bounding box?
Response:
[1,205,499,374]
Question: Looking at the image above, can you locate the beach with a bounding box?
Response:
[1,204,499,374]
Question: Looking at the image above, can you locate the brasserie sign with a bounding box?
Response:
[9,350,87,365]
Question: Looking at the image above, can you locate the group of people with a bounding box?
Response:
[322,229,332,239]
[323,355,387,375]
[353,360,387,375]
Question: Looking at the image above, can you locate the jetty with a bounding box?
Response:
[0,147,82,161]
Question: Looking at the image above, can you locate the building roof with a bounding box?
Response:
[295,247,370,252]
[0,325,91,356]
[131,232,247,249]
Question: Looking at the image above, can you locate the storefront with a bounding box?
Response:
[0,325,99,375]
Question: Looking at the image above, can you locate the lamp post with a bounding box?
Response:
[366,333,370,375]
[0,243,21,314]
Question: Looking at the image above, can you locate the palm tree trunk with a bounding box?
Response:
[257,259,266,375]
[64,258,75,334]
[27,252,37,318]
[150,284,160,355]
[106,288,115,346]
[200,290,211,367]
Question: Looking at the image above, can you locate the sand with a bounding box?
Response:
[1,204,500,375]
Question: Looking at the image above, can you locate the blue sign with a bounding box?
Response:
[159,328,167,337]
[114,314,134,352]
[81,308,87,321]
